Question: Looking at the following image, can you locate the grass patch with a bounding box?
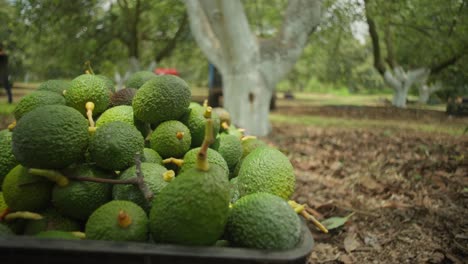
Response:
[270,114,466,136]
[0,103,16,115]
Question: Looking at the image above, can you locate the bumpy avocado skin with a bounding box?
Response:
[180,105,221,148]
[0,129,18,190]
[149,164,230,246]
[227,192,301,250]
[64,74,110,116]
[179,147,229,179]
[86,200,148,242]
[125,71,156,89]
[14,91,66,120]
[12,105,89,169]
[89,121,144,171]
[132,75,191,124]
[237,147,295,200]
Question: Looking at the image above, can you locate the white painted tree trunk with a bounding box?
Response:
[185,0,321,136]
[383,67,429,108]
[223,71,272,135]
[418,81,442,104]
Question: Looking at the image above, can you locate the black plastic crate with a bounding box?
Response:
[0,221,314,264]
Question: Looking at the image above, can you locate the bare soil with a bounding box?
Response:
[264,106,468,264]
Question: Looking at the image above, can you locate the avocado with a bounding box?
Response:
[149,163,230,246]
[241,137,267,158]
[141,148,163,164]
[24,207,81,235]
[237,147,295,199]
[0,129,18,190]
[52,164,113,221]
[132,75,191,124]
[125,71,156,89]
[86,200,148,242]
[150,120,191,159]
[37,80,70,95]
[89,121,144,171]
[64,74,110,116]
[95,105,149,137]
[110,88,137,107]
[211,134,243,172]
[96,74,115,92]
[179,147,229,179]
[112,162,170,212]
[12,105,89,169]
[14,91,66,120]
[180,105,221,148]
[2,165,53,212]
[226,192,301,250]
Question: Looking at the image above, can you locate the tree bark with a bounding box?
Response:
[383,67,429,108]
[185,0,321,136]
[418,81,442,104]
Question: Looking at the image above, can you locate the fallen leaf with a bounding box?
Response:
[322,212,355,230]
[344,232,361,253]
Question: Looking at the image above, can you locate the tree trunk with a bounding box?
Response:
[184,0,321,136]
[418,81,442,104]
[222,70,272,136]
[383,67,429,108]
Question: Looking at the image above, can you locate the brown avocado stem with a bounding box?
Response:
[118,210,132,228]
[134,152,154,201]
[176,131,184,140]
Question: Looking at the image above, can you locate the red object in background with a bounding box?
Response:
[154,68,179,76]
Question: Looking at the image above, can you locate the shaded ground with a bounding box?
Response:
[265,107,468,263]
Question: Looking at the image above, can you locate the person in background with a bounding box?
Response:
[0,43,12,104]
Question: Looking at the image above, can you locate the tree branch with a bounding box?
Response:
[259,0,322,86]
[364,0,386,75]
[430,51,466,74]
[384,24,397,69]
[184,0,223,67]
[155,13,188,62]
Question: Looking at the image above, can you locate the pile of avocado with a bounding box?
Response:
[0,71,305,251]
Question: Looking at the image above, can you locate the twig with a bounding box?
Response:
[135,152,153,201]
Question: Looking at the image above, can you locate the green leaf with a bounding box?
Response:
[322,212,355,230]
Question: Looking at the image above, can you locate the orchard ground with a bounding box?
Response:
[1,84,467,263]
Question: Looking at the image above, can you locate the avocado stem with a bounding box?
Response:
[162,157,184,167]
[71,231,86,239]
[176,131,184,140]
[28,168,70,187]
[221,121,229,130]
[288,200,328,233]
[66,176,138,185]
[163,170,175,182]
[7,121,16,131]
[84,61,95,75]
[203,99,208,108]
[4,211,43,221]
[117,210,132,228]
[196,118,214,171]
[203,106,212,119]
[86,101,96,131]
[241,135,256,141]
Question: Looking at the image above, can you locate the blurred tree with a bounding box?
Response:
[185,0,322,136]
[364,0,467,107]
